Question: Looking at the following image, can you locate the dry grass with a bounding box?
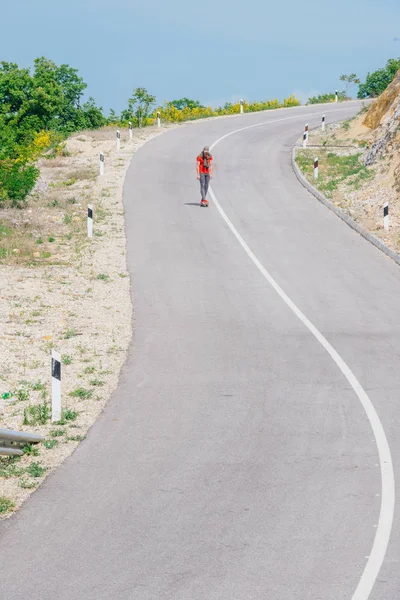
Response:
[67,166,97,181]
[0,184,88,266]
[40,157,68,169]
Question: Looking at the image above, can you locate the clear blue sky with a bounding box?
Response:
[1,0,399,113]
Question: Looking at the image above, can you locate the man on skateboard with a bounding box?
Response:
[196,146,213,206]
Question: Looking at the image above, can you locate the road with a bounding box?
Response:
[1,102,399,600]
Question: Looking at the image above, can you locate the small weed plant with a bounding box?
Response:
[26,462,46,478]
[69,387,93,399]
[0,497,15,514]
[23,402,50,425]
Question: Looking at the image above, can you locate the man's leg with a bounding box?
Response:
[203,174,210,199]
[200,173,206,199]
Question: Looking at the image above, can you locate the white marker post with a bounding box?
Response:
[322,114,326,131]
[157,111,161,128]
[314,157,319,179]
[335,90,338,103]
[88,205,93,238]
[129,121,133,139]
[116,130,121,151]
[240,99,244,114]
[99,152,105,176]
[303,131,307,148]
[305,123,309,143]
[384,202,389,231]
[51,350,61,423]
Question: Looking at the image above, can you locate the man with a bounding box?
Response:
[196,146,213,206]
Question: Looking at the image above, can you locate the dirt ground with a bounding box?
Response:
[0,124,175,516]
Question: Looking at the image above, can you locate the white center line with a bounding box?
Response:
[209,108,395,600]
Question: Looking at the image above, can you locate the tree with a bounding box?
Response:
[82,98,106,129]
[339,73,360,95]
[358,58,400,98]
[55,63,87,107]
[30,57,64,130]
[121,87,156,127]
[0,57,106,205]
[0,62,33,117]
[107,109,119,124]
[169,98,204,110]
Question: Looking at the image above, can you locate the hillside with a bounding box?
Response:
[295,70,400,255]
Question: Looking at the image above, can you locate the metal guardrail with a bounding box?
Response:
[0,428,44,457]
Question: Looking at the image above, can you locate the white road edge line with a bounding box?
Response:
[209,109,395,600]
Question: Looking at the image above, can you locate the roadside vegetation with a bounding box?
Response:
[296,149,374,198]
[296,65,400,255]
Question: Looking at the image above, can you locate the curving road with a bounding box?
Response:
[1,103,400,600]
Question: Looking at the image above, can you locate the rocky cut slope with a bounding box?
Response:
[362,69,400,196]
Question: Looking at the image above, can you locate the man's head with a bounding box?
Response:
[203,145,210,157]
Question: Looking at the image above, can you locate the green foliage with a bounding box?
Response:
[358,58,400,98]
[0,496,15,513]
[307,91,348,104]
[339,73,360,94]
[121,87,156,127]
[23,401,50,425]
[69,387,93,399]
[49,428,66,437]
[43,439,58,449]
[296,151,374,198]
[68,435,85,442]
[31,381,45,391]
[0,456,24,479]
[56,409,78,425]
[20,479,37,489]
[23,443,40,456]
[26,462,46,478]
[169,98,205,110]
[15,387,30,402]
[0,159,39,207]
[64,409,78,421]
[155,96,299,123]
[0,58,106,206]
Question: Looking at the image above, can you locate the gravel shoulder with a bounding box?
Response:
[0,125,175,516]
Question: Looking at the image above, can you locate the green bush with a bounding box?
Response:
[0,161,39,207]
[358,58,400,98]
[0,58,106,206]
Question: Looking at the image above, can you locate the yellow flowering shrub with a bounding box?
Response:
[283,95,300,107]
[155,96,300,124]
[16,130,63,162]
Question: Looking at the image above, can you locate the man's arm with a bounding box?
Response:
[210,160,213,179]
[196,157,200,179]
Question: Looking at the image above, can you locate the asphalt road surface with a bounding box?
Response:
[1,102,400,600]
